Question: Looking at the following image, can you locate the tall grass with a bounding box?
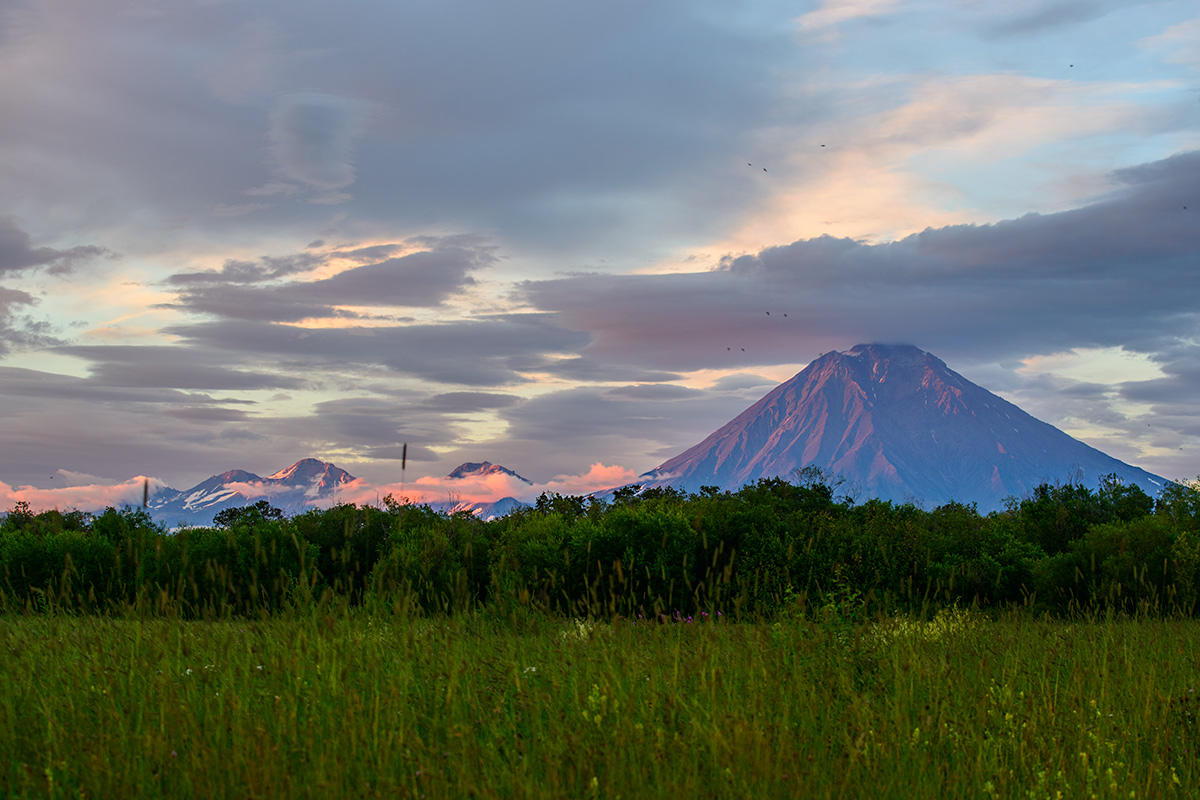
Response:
[3,604,1197,798]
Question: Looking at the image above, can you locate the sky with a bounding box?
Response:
[1,0,1198,511]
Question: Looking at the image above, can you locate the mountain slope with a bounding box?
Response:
[150,458,355,526]
[640,344,1165,510]
[446,462,533,484]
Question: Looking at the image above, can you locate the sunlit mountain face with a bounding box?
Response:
[640,344,1165,511]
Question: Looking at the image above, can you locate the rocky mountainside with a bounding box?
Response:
[639,344,1166,510]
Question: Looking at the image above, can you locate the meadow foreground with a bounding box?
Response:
[2,608,1198,799]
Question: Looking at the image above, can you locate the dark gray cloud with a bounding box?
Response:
[52,345,306,391]
[419,392,521,413]
[522,150,1200,374]
[2,0,1197,494]
[166,253,324,286]
[472,377,779,480]
[162,406,254,424]
[0,0,796,263]
[0,365,256,406]
[163,240,493,321]
[163,314,590,387]
[0,286,57,355]
[1120,345,1200,419]
[532,357,682,384]
[0,218,114,275]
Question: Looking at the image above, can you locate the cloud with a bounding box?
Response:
[53,345,307,390]
[162,240,492,321]
[203,17,286,104]
[0,477,167,514]
[1,0,1197,492]
[522,149,1200,372]
[163,314,590,387]
[0,365,255,405]
[797,0,900,37]
[986,0,1121,38]
[1140,17,1200,70]
[0,286,58,355]
[269,92,365,192]
[166,253,325,286]
[0,217,115,275]
[3,461,637,516]
[332,462,640,508]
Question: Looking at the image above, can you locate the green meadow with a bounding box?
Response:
[4,474,1200,797]
[2,607,1199,799]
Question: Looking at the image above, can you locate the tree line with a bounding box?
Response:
[2,472,1199,618]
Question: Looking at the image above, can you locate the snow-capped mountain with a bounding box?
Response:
[431,462,533,519]
[639,344,1166,511]
[148,458,534,526]
[445,461,533,484]
[149,458,355,526]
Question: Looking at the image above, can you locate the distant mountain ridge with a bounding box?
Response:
[639,344,1166,511]
[148,458,530,526]
[150,458,355,526]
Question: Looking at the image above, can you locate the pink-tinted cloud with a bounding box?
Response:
[330,462,639,509]
[1,477,168,513]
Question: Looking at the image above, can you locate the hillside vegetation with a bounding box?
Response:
[3,472,1198,618]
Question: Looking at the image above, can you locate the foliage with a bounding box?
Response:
[2,611,1199,798]
[1,473,1199,619]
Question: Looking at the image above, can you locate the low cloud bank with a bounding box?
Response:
[0,477,166,513]
[330,462,640,509]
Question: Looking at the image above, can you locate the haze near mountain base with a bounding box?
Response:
[639,344,1165,511]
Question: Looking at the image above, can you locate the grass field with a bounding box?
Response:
[2,605,1198,799]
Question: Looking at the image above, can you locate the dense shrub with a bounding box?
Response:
[3,474,1199,618]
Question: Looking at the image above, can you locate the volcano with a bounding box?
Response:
[639,344,1165,510]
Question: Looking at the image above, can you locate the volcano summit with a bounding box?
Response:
[640,344,1164,510]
